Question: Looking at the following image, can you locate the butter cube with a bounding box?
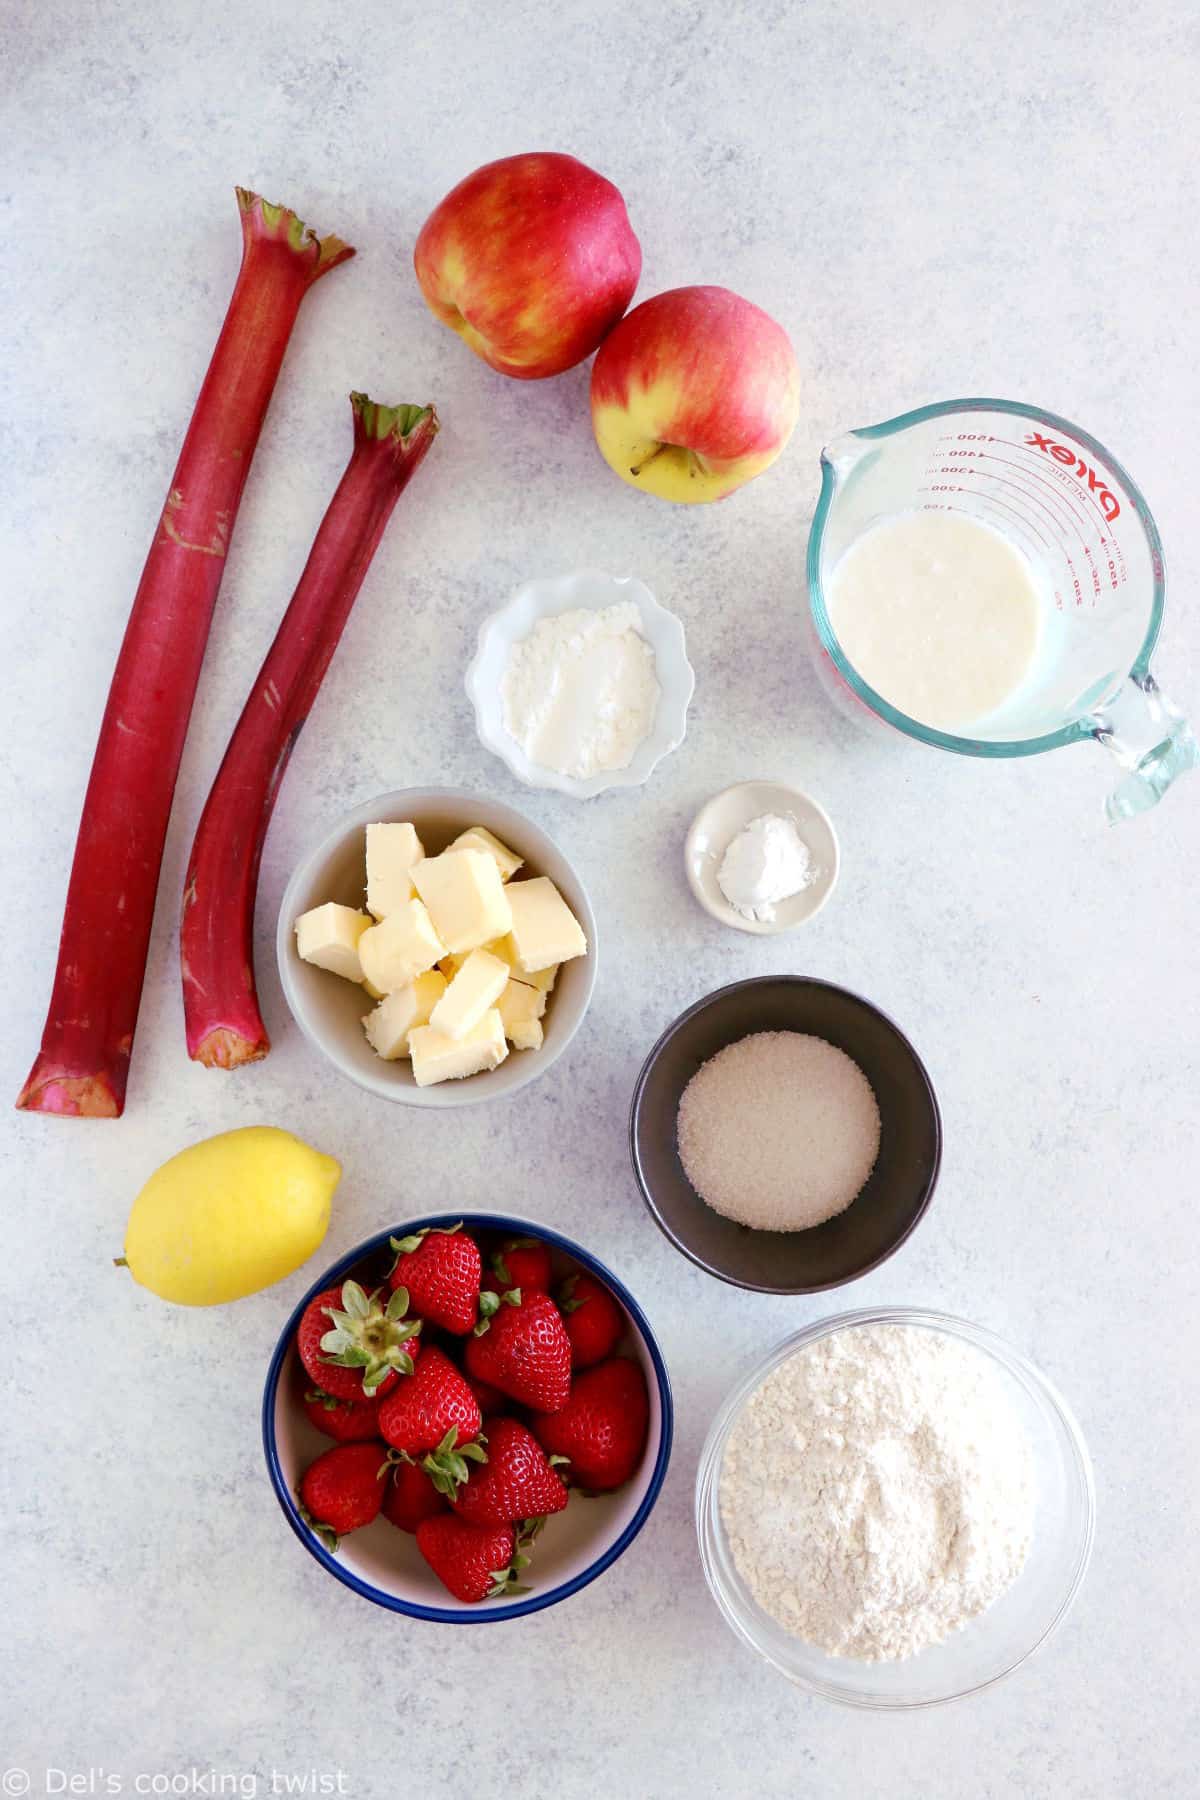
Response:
[495,936,558,993]
[429,949,511,1041]
[295,902,373,982]
[505,877,587,973]
[412,850,513,955]
[511,1017,544,1052]
[497,978,547,1043]
[366,822,425,919]
[409,1008,508,1087]
[447,825,524,882]
[359,899,445,994]
[440,937,519,982]
[523,963,559,995]
[362,971,446,1059]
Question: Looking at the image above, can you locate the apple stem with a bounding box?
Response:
[629,443,669,478]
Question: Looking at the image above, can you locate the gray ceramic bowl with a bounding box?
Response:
[277,788,597,1108]
[629,976,940,1293]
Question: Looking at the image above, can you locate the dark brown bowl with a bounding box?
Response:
[629,976,941,1293]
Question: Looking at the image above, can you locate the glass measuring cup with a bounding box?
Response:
[806,398,1197,821]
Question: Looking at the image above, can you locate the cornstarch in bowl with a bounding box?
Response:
[676,1030,881,1231]
[500,602,661,780]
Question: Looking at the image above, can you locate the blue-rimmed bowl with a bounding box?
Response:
[263,1214,673,1621]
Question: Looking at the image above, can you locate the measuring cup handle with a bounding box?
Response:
[1089,671,1199,823]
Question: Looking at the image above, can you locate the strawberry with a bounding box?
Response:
[378,1344,483,1461]
[297,1440,388,1550]
[489,1236,552,1293]
[452,1417,569,1527]
[532,1358,649,1492]
[388,1223,481,1334]
[464,1373,507,1416]
[416,1515,539,1604]
[296,1280,421,1400]
[381,1456,449,1533]
[465,1288,572,1412]
[558,1271,624,1368]
[301,1386,382,1443]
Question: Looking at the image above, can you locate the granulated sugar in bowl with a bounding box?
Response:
[676,1030,881,1230]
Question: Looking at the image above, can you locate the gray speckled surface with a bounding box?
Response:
[3,1,1198,1794]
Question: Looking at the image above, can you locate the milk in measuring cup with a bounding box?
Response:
[827,512,1044,731]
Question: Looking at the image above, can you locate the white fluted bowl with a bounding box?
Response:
[465,570,694,799]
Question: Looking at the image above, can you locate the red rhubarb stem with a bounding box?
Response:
[17,190,353,1118]
[180,394,440,1069]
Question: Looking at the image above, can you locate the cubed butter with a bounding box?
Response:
[440,936,520,981]
[494,936,559,994]
[447,825,524,882]
[511,1017,544,1052]
[358,899,445,994]
[523,963,559,995]
[409,1008,508,1087]
[365,822,425,919]
[412,849,513,955]
[505,877,587,973]
[497,977,547,1042]
[295,902,373,982]
[429,949,511,1041]
[362,971,447,1060]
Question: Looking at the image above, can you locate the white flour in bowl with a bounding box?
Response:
[500,602,660,779]
[720,1322,1035,1661]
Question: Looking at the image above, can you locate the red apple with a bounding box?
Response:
[413,152,641,380]
[589,286,801,503]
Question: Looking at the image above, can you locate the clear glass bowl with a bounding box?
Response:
[695,1307,1095,1709]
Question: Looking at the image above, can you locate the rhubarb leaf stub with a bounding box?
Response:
[349,393,439,445]
[235,186,355,283]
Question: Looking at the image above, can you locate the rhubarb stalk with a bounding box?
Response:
[17,191,353,1118]
[180,394,439,1069]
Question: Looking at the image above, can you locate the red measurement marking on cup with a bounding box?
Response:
[984,451,1121,601]
[922,453,1075,606]
[995,436,1121,538]
[933,459,1059,550]
[995,447,1126,591]
[945,451,1085,547]
[1022,431,1120,522]
[932,427,1128,603]
[980,462,1100,600]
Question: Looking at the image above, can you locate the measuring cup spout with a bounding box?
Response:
[821,430,873,476]
[1089,673,1199,822]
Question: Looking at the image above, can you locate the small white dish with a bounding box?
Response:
[685,780,839,935]
[276,788,597,1108]
[465,570,695,799]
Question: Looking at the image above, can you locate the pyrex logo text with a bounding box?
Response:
[1025,432,1120,523]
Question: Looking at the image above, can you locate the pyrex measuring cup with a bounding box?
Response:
[806,398,1197,821]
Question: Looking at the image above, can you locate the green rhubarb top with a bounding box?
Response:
[235,186,354,280]
[349,393,439,443]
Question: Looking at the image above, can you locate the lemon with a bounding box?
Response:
[121,1126,340,1305]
